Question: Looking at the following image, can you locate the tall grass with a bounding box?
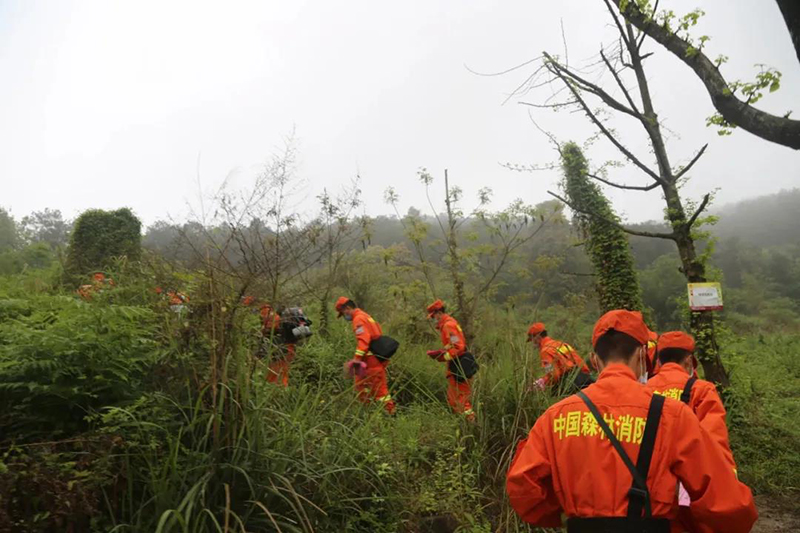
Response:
[2,268,794,532]
[81,304,563,533]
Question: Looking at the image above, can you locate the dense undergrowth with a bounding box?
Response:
[0,266,797,533]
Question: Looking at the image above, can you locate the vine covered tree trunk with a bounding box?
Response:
[561,142,643,313]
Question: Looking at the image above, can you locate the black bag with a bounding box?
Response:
[369,335,400,361]
[279,307,313,343]
[572,370,595,390]
[448,351,479,382]
[255,336,290,361]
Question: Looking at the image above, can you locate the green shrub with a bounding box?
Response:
[0,296,161,439]
[66,208,142,280]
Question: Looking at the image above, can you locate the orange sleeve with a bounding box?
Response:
[568,346,590,373]
[442,322,466,359]
[506,415,563,527]
[693,382,736,468]
[540,347,559,385]
[669,403,757,533]
[352,316,371,359]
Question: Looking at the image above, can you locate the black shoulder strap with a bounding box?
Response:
[680,377,697,404]
[629,393,665,518]
[577,391,665,519]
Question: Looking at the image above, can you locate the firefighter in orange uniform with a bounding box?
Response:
[527,322,592,391]
[507,310,757,532]
[335,297,396,415]
[646,331,736,533]
[260,303,296,387]
[78,272,114,301]
[425,300,476,422]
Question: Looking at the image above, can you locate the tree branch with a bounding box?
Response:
[547,190,676,240]
[588,173,660,191]
[599,48,640,116]
[612,0,800,150]
[543,52,665,184]
[544,52,641,120]
[686,193,711,229]
[776,0,800,66]
[674,144,708,180]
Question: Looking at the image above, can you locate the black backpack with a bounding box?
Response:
[449,351,479,382]
[369,335,400,361]
[279,307,313,343]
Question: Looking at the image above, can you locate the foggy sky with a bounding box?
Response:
[1,0,798,228]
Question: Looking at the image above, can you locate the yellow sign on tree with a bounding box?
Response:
[687,282,724,311]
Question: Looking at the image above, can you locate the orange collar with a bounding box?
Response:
[596,362,638,382]
[436,313,452,330]
[537,335,553,350]
[654,362,690,377]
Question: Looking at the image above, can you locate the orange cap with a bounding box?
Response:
[656,331,696,353]
[592,310,649,348]
[335,296,351,316]
[527,322,545,340]
[242,295,256,307]
[426,299,445,318]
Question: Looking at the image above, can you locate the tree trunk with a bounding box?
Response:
[776,0,800,66]
[319,290,330,337]
[666,187,730,386]
[443,170,471,339]
[624,20,730,387]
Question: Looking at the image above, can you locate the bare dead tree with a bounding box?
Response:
[384,187,440,297]
[515,1,730,384]
[301,179,365,336]
[387,169,559,343]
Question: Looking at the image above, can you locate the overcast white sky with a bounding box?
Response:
[1,0,798,228]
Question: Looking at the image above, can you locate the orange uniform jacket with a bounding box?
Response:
[539,337,589,385]
[261,309,280,336]
[646,363,735,469]
[438,314,466,360]
[352,309,382,359]
[506,364,756,532]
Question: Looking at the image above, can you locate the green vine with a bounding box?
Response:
[560,142,644,313]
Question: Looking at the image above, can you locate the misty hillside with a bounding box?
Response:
[712,188,800,247]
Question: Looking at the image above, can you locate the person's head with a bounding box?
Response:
[526,322,547,345]
[591,310,650,378]
[93,272,106,282]
[426,299,446,321]
[657,331,697,375]
[335,296,357,321]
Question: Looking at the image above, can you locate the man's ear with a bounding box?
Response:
[682,355,694,375]
[590,352,603,372]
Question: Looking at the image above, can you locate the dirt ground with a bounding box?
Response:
[752,495,800,533]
